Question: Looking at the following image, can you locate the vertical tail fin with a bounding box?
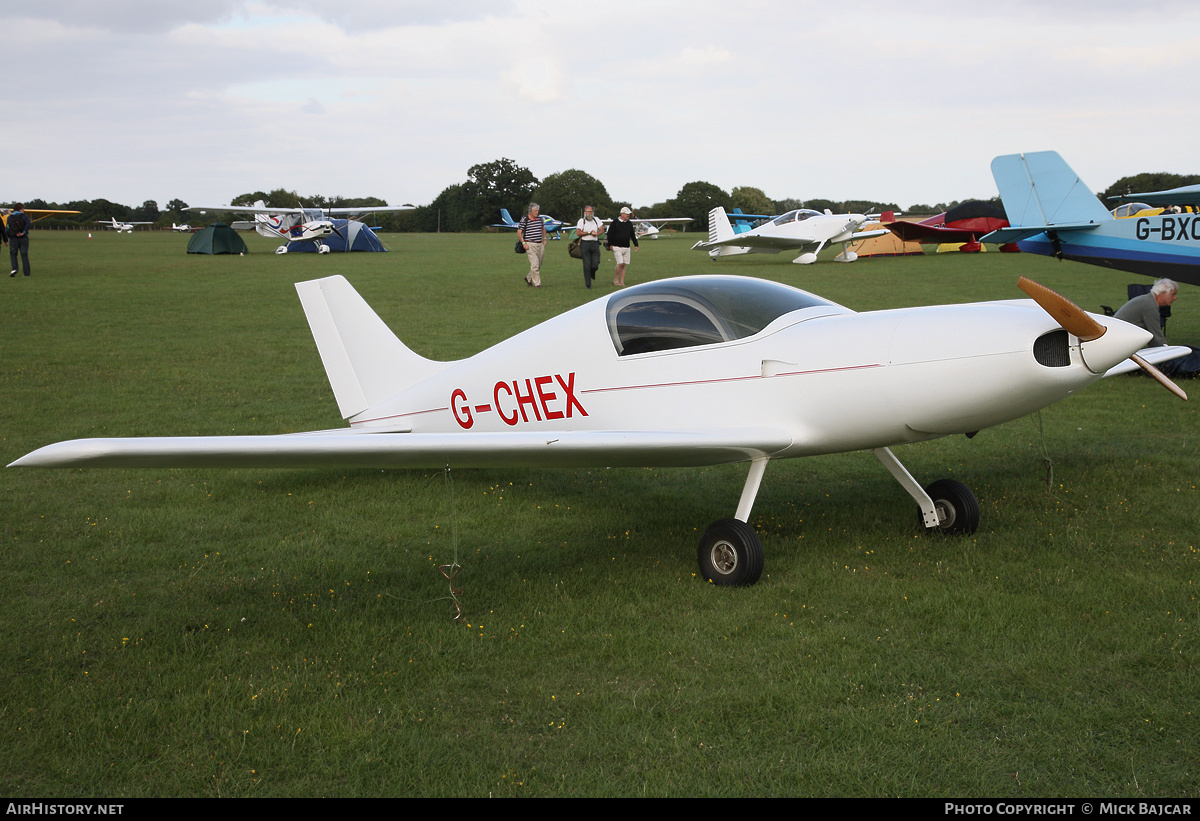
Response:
[707,206,735,244]
[295,276,448,420]
[991,151,1113,229]
[500,209,515,226]
[703,206,751,258]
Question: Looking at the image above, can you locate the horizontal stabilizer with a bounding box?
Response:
[10,428,793,471]
[982,222,1101,244]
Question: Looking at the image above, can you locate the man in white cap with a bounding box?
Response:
[605,206,639,287]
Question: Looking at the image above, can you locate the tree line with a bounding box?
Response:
[19,160,1196,232]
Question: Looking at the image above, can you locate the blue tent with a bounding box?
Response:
[288,219,388,253]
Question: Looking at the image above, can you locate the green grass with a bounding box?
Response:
[2,231,1197,796]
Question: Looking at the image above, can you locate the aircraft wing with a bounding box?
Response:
[325,205,415,215]
[850,229,890,241]
[10,427,793,471]
[16,209,82,223]
[600,218,692,225]
[1103,345,1191,377]
[693,234,818,251]
[187,205,304,215]
[1109,184,1200,208]
[884,221,972,243]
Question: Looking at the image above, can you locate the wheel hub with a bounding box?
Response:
[710,540,738,575]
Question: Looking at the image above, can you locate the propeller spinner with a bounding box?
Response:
[1018,277,1186,401]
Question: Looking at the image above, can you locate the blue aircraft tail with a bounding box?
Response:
[985,151,1111,244]
[500,208,517,227]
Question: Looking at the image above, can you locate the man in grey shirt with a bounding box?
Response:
[1114,278,1178,347]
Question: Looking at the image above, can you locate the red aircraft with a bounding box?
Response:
[881,200,1015,253]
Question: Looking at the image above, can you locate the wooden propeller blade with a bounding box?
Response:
[1017,276,1107,341]
[1131,353,1189,401]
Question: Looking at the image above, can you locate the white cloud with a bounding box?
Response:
[9,1,1200,210]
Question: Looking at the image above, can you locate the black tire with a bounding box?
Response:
[698,518,764,586]
[923,479,980,535]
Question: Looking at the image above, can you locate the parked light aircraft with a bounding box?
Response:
[191,201,414,254]
[490,208,572,239]
[97,218,153,233]
[692,206,889,264]
[599,215,693,240]
[982,151,1200,287]
[10,274,1187,587]
[171,222,193,232]
[729,208,774,235]
[881,201,1013,253]
[2,207,81,228]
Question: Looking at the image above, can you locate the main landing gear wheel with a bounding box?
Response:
[923,479,980,535]
[698,518,764,586]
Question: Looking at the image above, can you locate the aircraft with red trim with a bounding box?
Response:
[190,200,414,254]
[9,274,1187,586]
[880,201,1013,253]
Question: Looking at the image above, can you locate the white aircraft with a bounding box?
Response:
[693,206,889,264]
[9,275,1187,586]
[601,216,693,240]
[96,218,153,233]
[171,222,193,232]
[190,200,414,254]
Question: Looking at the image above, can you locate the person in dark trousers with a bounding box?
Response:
[7,204,32,277]
[576,205,603,289]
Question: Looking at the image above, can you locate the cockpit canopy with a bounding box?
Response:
[1112,202,1153,219]
[771,209,824,226]
[606,276,839,356]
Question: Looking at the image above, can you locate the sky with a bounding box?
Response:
[11,0,1200,212]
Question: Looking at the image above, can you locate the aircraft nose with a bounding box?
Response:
[1078,316,1152,374]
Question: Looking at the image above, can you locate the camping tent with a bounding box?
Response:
[287,219,388,253]
[186,223,249,255]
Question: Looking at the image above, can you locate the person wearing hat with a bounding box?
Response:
[606,206,639,287]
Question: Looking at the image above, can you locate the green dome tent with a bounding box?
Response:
[186,223,249,255]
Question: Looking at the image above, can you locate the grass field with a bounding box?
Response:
[2,230,1197,797]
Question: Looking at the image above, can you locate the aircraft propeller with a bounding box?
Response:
[1017,276,1187,401]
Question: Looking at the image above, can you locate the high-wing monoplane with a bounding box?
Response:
[600,216,693,240]
[191,200,414,254]
[2,207,81,228]
[692,206,889,264]
[881,201,1013,253]
[11,274,1187,587]
[982,151,1200,286]
[97,217,153,233]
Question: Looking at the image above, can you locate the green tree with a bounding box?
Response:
[413,183,477,232]
[462,158,538,229]
[730,186,774,216]
[670,181,729,226]
[533,169,615,221]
